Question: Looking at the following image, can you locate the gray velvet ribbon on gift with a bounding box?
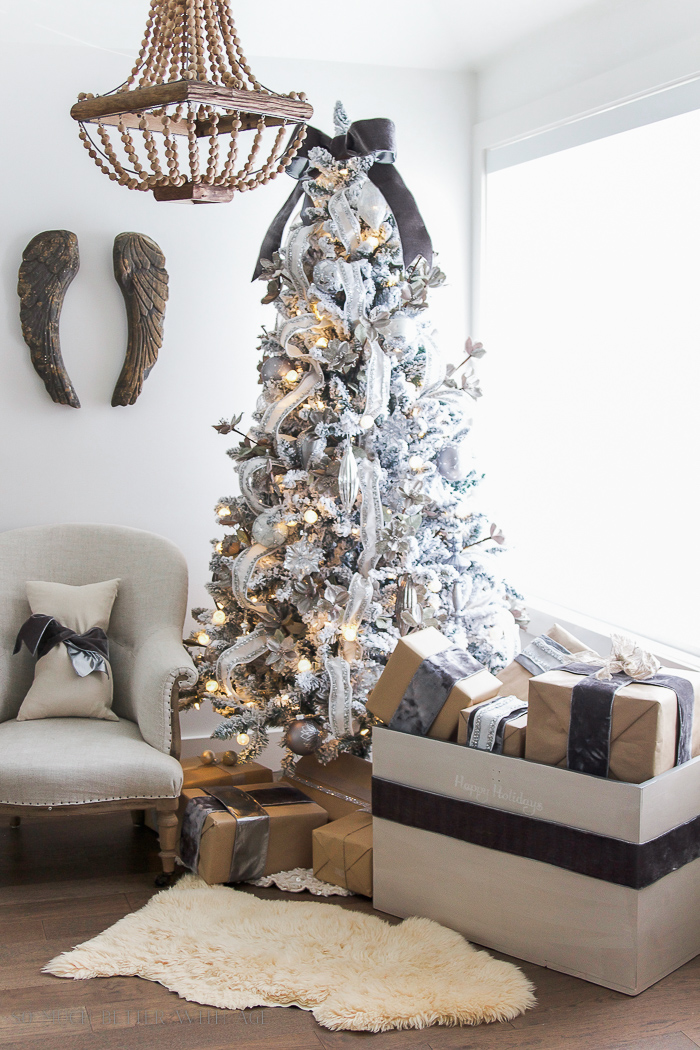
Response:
[388,646,484,736]
[13,613,109,677]
[565,663,695,778]
[253,118,433,280]
[179,784,312,883]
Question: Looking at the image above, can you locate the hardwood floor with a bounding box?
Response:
[1,811,698,1050]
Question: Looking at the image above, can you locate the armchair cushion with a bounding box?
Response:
[17,579,120,722]
[0,717,183,806]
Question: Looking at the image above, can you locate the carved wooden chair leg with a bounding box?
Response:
[155,798,179,887]
[130,809,146,827]
[9,816,21,828]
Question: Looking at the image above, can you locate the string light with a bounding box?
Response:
[408,455,423,471]
[427,580,442,593]
[217,506,231,518]
[360,727,370,736]
[303,509,318,524]
[193,701,200,710]
[196,632,210,646]
[411,405,421,417]
[205,679,218,692]
[212,610,226,625]
[351,526,360,537]
[285,369,300,383]
[297,658,312,672]
[363,235,379,250]
[359,415,375,430]
[215,542,223,552]
[236,732,250,746]
[342,625,358,641]
[315,337,328,348]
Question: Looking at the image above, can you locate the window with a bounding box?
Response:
[477,104,700,656]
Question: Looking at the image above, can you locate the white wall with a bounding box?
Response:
[476,0,700,134]
[0,40,471,747]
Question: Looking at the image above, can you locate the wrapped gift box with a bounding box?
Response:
[526,664,700,783]
[286,752,371,820]
[457,699,527,757]
[366,626,501,741]
[178,782,327,885]
[371,727,700,995]
[313,811,373,896]
[145,757,273,831]
[496,623,592,703]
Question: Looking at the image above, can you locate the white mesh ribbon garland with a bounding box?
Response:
[324,653,354,739]
[286,226,312,297]
[261,360,324,444]
[216,625,269,697]
[339,260,368,324]
[357,456,384,577]
[278,313,318,357]
[341,572,374,632]
[328,190,362,253]
[231,542,280,619]
[364,338,391,421]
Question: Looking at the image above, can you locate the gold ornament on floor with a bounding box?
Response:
[199,750,216,765]
[284,719,322,755]
[221,750,238,766]
[69,0,313,203]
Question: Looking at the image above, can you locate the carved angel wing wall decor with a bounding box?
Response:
[17,230,81,407]
[112,232,168,407]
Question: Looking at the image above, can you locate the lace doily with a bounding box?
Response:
[248,867,353,896]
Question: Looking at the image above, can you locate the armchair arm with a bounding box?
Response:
[130,628,198,755]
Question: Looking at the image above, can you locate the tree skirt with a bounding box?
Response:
[44,875,535,1032]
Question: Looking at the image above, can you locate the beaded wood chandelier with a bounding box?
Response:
[70,0,312,202]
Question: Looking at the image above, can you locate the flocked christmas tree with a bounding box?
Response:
[185,104,523,768]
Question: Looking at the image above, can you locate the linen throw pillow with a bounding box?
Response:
[16,579,120,721]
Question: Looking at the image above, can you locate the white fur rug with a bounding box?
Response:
[44,875,535,1032]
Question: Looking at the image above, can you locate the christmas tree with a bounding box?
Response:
[186,105,522,768]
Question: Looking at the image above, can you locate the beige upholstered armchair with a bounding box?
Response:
[0,523,197,882]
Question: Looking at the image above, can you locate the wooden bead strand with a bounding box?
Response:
[215,111,241,184]
[186,107,202,183]
[204,110,220,183]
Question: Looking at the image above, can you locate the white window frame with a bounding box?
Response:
[471,71,700,670]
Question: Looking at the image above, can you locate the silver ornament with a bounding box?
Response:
[385,313,416,343]
[437,441,470,481]
[338,442,359,513]
[451,578,473,615]
[285,718,322,756]
[395,574,420,636]
[260,356,291,382]
[357,180,389,229]
[251,509,288,548]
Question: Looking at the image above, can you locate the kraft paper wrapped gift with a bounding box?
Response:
[526,663,700,784]
[366,626,501,741]
[145,757,273,831]
[458,697,527,757]
[313,811,373,897]
[496,623,593,703]
[286,752,372,820]
[178,782,327,885]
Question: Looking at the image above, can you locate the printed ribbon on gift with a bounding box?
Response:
[216,625,270,697]
[564,662,695,778]
[179,785,311,883]
[325,653,354,739]
[465,694,528,753]
[515,635,574,676]
[389,646,485,736]
[14,614,109,678]
[252,118,433,280]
